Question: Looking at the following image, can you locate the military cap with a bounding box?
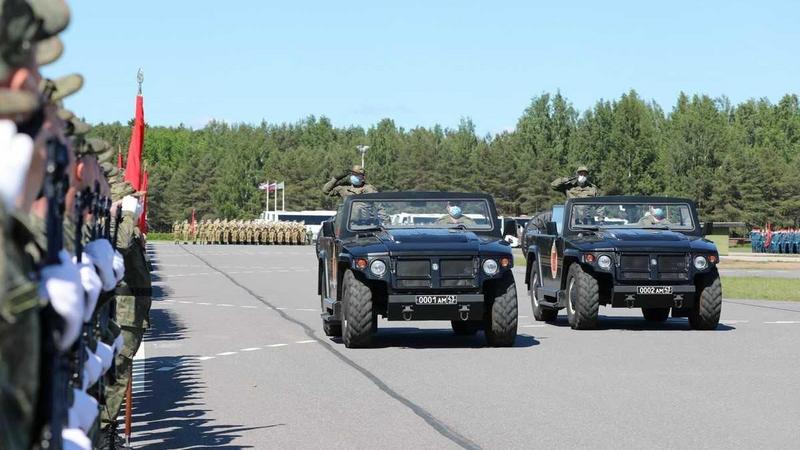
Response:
[350,165,365,175]
[46,73,82,101]
[34,35,63,65]
[96,147,115,166]
[111,178,138,201]
[576,165,589,174]
[0,0,70,75]
[105,165,120,179]
[69,116,90,136]
[0,88,38,115]
[86,137,109,155]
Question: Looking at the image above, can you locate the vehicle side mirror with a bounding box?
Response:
[321,220,334,237]
[701,222,713,236]
[545,221,558,236]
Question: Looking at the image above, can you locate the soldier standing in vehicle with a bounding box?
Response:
[436,204,476,226]
[322,165,377,199]
[551,165,600,199]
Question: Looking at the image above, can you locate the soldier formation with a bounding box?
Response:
[751,228,800,254]
[1,1,152,449]
[172,219,313,245]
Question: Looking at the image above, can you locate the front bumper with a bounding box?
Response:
[386,294,485,321]
[610,285,696,308]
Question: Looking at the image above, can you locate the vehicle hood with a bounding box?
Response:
[344,228,509,255]
[572,229,716,252]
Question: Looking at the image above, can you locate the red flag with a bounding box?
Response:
[190,208,196,234]
[117,148,123,169]
[138,170,149,233]
[124,95,145,190]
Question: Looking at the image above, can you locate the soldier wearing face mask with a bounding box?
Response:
[550,165,600,199]
[322,165,377,199]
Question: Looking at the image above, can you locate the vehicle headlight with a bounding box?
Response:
[597,254,613,270]
[693,256,708,270]
[370,260,387,277]
[482,259,499,276]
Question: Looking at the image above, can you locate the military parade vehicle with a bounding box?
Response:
[316,192,518,347]
[522,196,721,330]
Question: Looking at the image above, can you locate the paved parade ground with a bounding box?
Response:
[131,243,800,449]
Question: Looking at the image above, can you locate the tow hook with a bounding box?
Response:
[458,305,470,321]
[674,294,684,309]
[402,305,414,321]
[625,295,635,308]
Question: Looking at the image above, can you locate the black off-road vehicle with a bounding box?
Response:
[316,192,518,348]
[522,196,721,330]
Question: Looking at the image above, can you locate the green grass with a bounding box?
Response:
[722,277,800,301]
[146,232,173,241]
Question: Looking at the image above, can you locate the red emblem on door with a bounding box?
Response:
[550,240,558,279]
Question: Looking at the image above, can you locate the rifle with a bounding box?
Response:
[39,137,69,449]
[71,188,89,391]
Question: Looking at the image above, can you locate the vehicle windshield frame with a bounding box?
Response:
[345,197,496,233]
[566,201,697,233]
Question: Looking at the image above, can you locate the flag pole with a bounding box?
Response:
[125,377,132,447]
[274,182,277,212]
[282,182,285,212]
[265,180,270,219]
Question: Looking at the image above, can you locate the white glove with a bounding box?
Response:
[121,194,140,217]
[68,388,98,433]
[82,349,102,390]
[84,239,116,291]
[113,333,125,355]
[73,254,102,322]
[38,251,85,352]
[62,428,92,450]
[95,341,114,373]
[0,120,34,210]
[112,250,125,283]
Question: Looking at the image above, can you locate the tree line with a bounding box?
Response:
[88,90,800,232]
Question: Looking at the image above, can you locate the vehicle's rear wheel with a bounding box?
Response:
[689,272,722,330]
[530,268,557,322]
[566,264,599,330]
[642,307,670,322]
[484,272,518,347]
[451,320,482,335]
[341,270,374,348]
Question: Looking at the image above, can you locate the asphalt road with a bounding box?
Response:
[130,243,800,449]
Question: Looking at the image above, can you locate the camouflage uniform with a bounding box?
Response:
[550,165,600,199]
[322,165,377,199]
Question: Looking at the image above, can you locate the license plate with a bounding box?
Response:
[415,295,458,305]
[637,286,673,295]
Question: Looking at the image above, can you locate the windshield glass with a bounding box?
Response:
[569,202,695,231]
[348,199,494,231]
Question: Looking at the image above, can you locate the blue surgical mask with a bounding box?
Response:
[350,175,364,186]
[449,206,462,218]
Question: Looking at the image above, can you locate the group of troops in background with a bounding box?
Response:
[750,228,800,254]
[1,1,151,449]
[171,219,312,245]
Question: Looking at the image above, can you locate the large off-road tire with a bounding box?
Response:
[642,307,670,322]
[451,320,482,335]
[530,268,558,322]
[484,272,518,347]
[689,273,722,330]
[565,264,599,330]
[341,270,374,348]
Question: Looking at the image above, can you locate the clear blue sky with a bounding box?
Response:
[47,0,799,135]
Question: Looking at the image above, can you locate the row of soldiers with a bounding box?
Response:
[172,219,312,245]
[750,229,800,254]
[1,1,152,449]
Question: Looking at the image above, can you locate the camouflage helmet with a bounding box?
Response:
[350,165,365,176]
[576,165,589,174]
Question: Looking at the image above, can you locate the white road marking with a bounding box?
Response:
[217,303,234,307]
[240,347,261,352]
[764,321,800,324]
[178,301,193,304]
[240,305,257,309]
[721,320,749,324]
[266,343,288,348]
[295,340,316,344]
[519,315,529,318]
[276,307,288,310]
[521,324,546,328]
[217,351,238,356]
[196,356,215,361]
[197,302,211,305]
[296,308,317,312]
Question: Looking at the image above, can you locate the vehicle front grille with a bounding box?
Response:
[396,260,430,277]
[397,279,431,289]
[658,255,687,272]
[440,259,473,277]
[620,255,649,271]
[618,253,689,282]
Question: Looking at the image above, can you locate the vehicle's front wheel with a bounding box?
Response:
[530,268,558,322]
[341,270,374,348]
[689,273,722,330]
[484,273,518,347]
[451,320,482,335]
[642,307,670,322]
[566,264,599,330]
